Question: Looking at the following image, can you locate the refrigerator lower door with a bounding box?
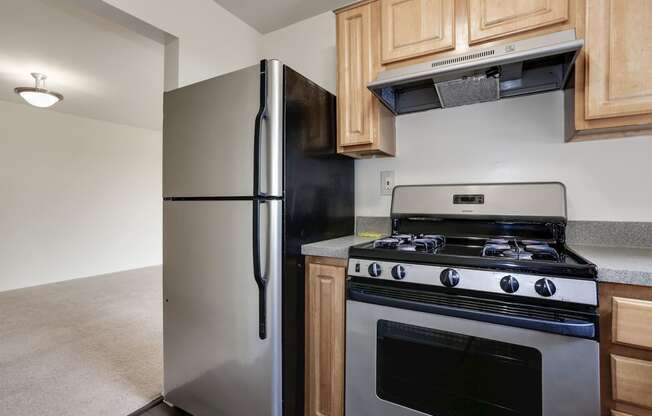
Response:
[163,199,282,416]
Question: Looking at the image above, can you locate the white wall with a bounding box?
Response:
[356,92,652,221]
[0,0,165,130]
[104,1,338,92]
[262,12,337,94]
[0,101,162,292]
[103,0,262,89]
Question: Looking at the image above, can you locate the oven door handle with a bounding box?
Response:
[348,289,596,339]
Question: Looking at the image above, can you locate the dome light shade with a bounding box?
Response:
[14,73,63,108]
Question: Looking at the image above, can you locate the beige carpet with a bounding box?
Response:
[0,266,163,416]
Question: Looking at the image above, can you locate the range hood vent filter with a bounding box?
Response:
[435,75,499,108]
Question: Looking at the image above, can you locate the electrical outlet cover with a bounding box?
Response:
[380,170,395,196]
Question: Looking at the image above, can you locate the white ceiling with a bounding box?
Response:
[0,0,165,130]
[213,0,354,33]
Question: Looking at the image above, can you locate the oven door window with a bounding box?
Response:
[377,320,542,416]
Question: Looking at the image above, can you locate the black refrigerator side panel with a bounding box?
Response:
[281,66,355,416]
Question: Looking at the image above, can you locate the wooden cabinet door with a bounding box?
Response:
[468,0,569,44]
[337,4,376,147]
[306,258,346,416]
[584,0,652,120]
[380,0,455,63]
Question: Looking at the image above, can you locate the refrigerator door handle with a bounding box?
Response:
[252,199,268,340]
[253,60,268,198]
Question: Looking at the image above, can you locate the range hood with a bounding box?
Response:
[368,30,583,115]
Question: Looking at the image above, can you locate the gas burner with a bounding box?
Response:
[372,237,401,249]
[482,239,560,262]
[422,234,446,246]
[372,233,445,254]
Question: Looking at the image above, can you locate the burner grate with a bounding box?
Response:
[482,239,560,262]
[372,234,445,254]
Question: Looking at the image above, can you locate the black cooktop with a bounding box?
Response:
[349,234,598,279]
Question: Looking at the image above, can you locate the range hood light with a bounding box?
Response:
[14,73,64,108]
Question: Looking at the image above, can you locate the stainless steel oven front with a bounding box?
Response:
[345,279,600,416]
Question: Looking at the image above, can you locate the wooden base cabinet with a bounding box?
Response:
[599,283,652,416]
[305,256,347,416]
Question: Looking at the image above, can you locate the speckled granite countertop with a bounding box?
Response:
[571,245,652,287]
[301,235,373,259]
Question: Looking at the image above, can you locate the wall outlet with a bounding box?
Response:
[380,170,395,196]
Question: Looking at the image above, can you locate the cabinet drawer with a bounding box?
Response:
[613,297,652,350]
[611,355,652,409]
[611,411,634,416]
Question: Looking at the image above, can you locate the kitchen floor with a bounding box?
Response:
[0,266,163,416]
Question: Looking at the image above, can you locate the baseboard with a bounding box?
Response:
[126,395,164,416]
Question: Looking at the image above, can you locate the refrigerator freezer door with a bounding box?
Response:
[163,60,283,198]
[163,200,282,416]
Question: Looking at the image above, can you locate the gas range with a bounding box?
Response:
[345,183,601,416]
[349,184,598,306]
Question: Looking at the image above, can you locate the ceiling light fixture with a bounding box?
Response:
[14,73,64,108]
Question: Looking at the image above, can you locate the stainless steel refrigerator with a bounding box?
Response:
[162,59,354,416]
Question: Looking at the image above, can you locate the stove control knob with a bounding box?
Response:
[500,275,519,294]
[440,268,460,288]
[391,265,406,280]
[368,262,382,277]
[535,278,557,297]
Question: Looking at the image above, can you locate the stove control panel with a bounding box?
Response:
[348,258,597,306]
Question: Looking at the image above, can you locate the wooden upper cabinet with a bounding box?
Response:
[584,0,652,120]
[337,4,374,147]
[336,1,396,157]
[569,0,652,140]
[468,0,569,44]
[380,0,455,63]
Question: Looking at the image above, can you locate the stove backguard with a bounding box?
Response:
[390,183,568,244]
[391,183,567,222]
[392,217,566,244]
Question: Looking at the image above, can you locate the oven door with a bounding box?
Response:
[346,284,600,416]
